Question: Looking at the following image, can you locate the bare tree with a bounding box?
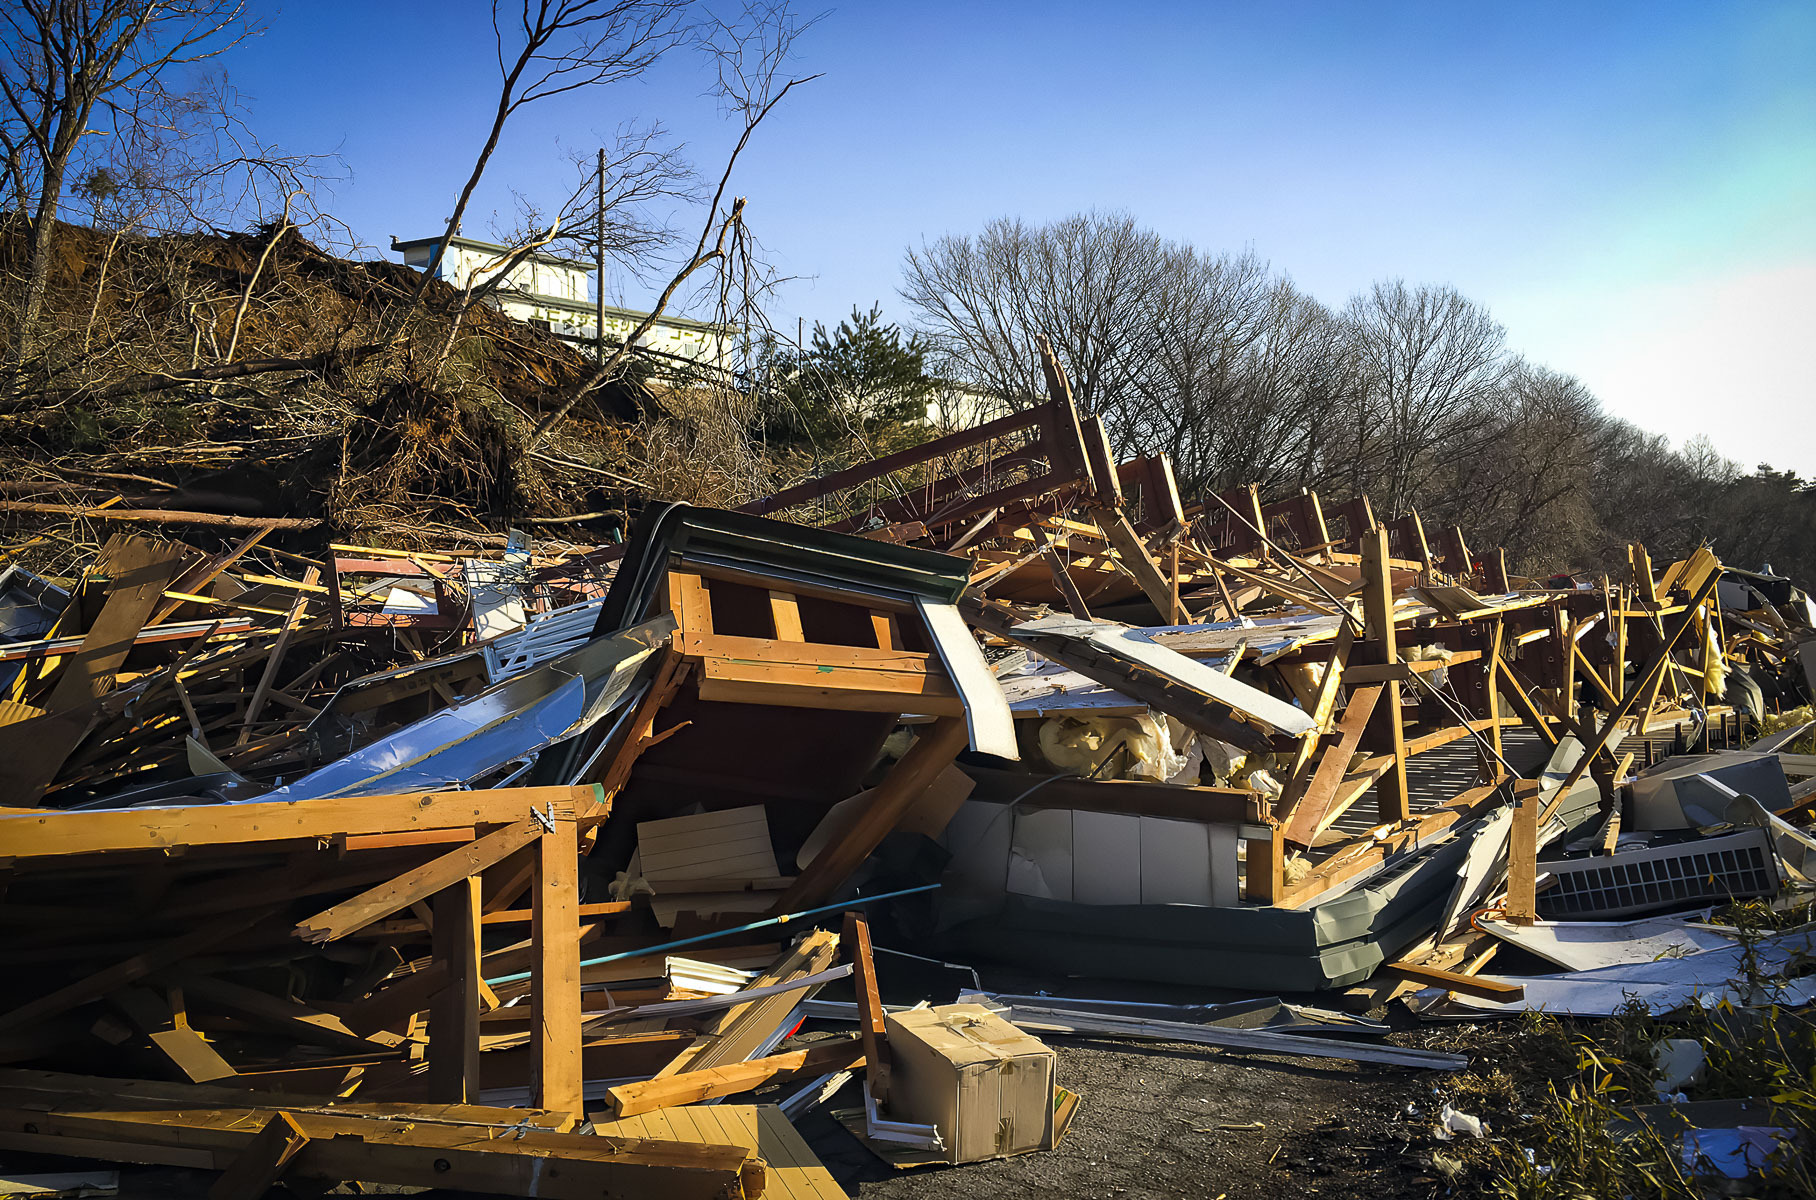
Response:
[0,1,254,362]
[430,121,696,373]
[380,0,697,342]
[1339,280,1508,516]
[901,213,1364,504]
[522,1,820,451]
[901,211,1174,416]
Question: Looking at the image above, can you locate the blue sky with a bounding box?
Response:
[230,1,1814,473]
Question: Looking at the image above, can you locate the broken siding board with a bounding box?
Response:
[657,930,842,1078]
[918,598,1019,758]
[637,806,780,884]
[996,658,1148,717]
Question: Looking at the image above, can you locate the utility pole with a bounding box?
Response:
[594,147,605,362]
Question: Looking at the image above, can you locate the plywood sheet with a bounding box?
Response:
[595,1103,847,1199]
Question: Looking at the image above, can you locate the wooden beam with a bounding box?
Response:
[203,1109,312,1200]
[1030,522,1092,619]
[0,784,605,861]
[207,1111,309,1200]
[1275,621,1356,820]
[0,1094,757,1200]
[767,591,804,641]
[844,912,891,1101]
[767,717,970,915]
[655,930,841,1077]
[427,876,482,1104]
[1540,567,1723,824]
[1573,640,1623,711]
[532,816,582,1120]
[1493,653,1560,748]
[1482,619,1505,774]
[236,567,320,744]
[667,570,713,646]
[0,537,187,803]
[1505,782,1541,924]
[294,819,546,944]
[1281,685,1383,846]
[1246,823,1287,905]
[1092,507,1182,622]
[108,987,237,1084]
[368,900,630,937]
[1360,529,1409,822]
[174,972,402,1056]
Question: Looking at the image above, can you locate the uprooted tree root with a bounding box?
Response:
[334,379,540,532]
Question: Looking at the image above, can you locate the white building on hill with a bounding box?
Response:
[390,234,732,366]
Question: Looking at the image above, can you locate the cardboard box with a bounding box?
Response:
[883,1003,1063,1163]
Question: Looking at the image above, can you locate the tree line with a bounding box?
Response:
[897,211,1816,583]
[2,8,1807,581]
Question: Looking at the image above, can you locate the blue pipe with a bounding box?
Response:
[484,882,940,986]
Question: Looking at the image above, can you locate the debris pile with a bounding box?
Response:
[2,340,1814,1197]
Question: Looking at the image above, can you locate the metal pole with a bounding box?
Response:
[595,146,605,362]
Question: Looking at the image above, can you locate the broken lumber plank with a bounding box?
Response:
[176,973,402,1055]
[767,717,969,915]
[596,1038,865,1118]
[843,912,890,1101]
[148,525,277,626]
[0,536,187,803]
[658,930,842,1078]
[0,1101,760,1200]
[1280,685,1383,846]
[1540,567,1723,823]
[237,567,320,744]
[1382,963,1525,1001]
[1090,506,1183,621]
[206,1111,309,1200]
[1505,782,1542,923]
[294,819,545,943]
[1030,522,1092,619]
[108,987,237,1084]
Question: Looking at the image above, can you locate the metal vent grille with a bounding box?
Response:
[1537,829,1779,919]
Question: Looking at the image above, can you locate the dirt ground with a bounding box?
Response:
[20,962,1484,1200]
[788,957,1471,1200]
[798,1036,1448,1200]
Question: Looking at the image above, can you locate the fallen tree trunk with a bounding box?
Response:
[3,344,385,412]
[0,501,318,530]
